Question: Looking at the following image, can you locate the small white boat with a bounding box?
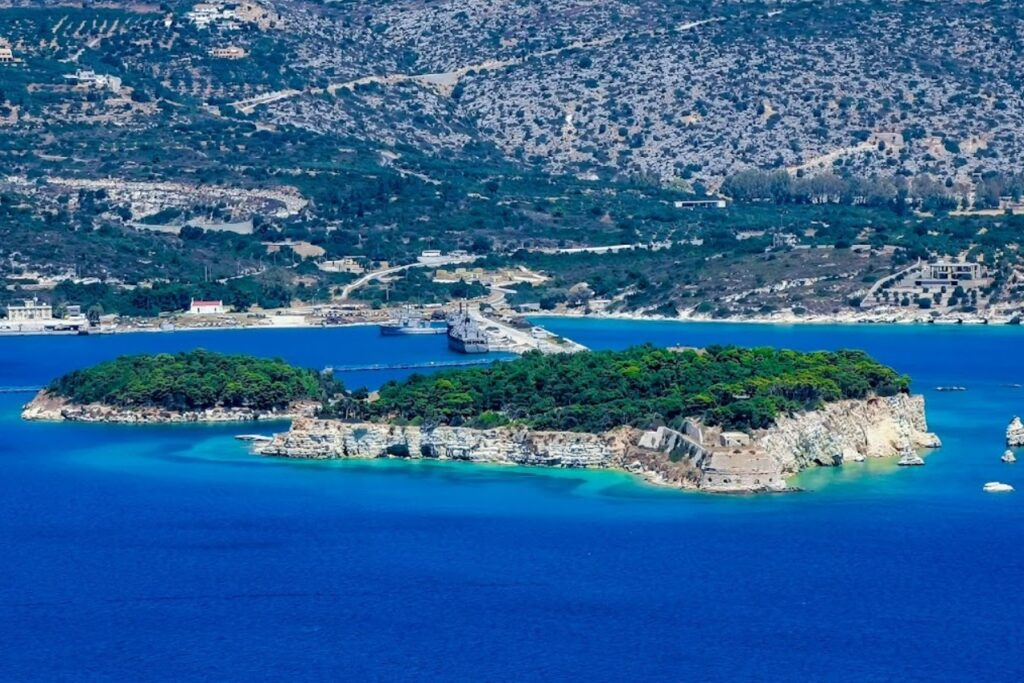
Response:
[1001,450,1017,463]
[983,481,1014,493]
[235,434,273,442]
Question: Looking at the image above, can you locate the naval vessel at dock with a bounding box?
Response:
[378,307,447,336]
[447,309,490,354]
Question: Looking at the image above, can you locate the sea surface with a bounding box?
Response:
[0,321,1021,681]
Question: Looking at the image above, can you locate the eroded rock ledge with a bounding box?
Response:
[1006,417,1024,447]
[256,394,940,493]
[21,391,315,424]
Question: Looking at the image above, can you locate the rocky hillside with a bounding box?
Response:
[4,0,1023,186]
[263,0,1024,186]
[3,0,1024,316]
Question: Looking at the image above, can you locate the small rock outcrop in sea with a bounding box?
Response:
[256,394,940,494]
[236,434,274,443]
[983,481,1014,493]
[1001,450,1017,463]
[21,391,315,424]
[1006,417,1024,446]
[897,450,926,466]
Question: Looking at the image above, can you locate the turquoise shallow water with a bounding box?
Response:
[0,322,1022,681]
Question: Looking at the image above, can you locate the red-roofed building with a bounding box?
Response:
[188,299,225,315]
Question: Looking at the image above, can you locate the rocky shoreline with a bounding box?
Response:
[538,309,1018,327]
[255,394,940,494]
[21,389,941,494]
[20,391,316,424]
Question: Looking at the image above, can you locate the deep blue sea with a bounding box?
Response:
[1,321,1021,681]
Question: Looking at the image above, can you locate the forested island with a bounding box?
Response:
[23,350,341,422]
[259,345,936,493]
[26,345,910,431]
[23,346,937,491]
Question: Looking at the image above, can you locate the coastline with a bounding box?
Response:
[253,394,940,495]
[3,302,1017,340]
[532,308,1015,327]
[21,391,318,424]
[0,319,378,338]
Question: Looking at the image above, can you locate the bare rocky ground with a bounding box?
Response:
[6,0,1022,187]
[259,0,1024,187]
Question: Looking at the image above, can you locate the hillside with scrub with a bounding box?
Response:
[4,0,1024,320]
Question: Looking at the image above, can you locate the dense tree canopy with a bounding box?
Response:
[49,350,340,411]
[365,345,910,432]
[50,346,911,430]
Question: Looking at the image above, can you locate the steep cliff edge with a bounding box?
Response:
[21,391,315,424]
[759,394,941,473]
[255,393,940,493]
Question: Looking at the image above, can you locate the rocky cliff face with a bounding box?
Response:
[1006,417,1024,447]
[22,389,939,492]
[21,391,314,424]
[255,393,940,494]
[257,420,627,466]
[759,394,941,472]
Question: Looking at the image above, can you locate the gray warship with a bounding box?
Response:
[379,307,447,336]
[447,309,489,354]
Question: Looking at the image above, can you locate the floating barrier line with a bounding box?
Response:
[0,386,41,394]
[324,359,505,373]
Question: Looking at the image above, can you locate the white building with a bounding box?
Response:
[187,3,238,28]
[923,261,982,283]
[419,248,444,264]
[318,257,365,275]
[64,70,122,92]
[0,43,21,65]
[6,298,52,322]
[187,3,221,27]
[209,46,247,59]
[188,299,226,315]
[416,249,477,267]
[719,432,752,447]
[674,198,728,209]
[771,232,800,249]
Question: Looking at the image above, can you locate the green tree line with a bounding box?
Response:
[48,350,341,411]
[360,344,910,432]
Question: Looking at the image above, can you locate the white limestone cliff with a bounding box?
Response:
[255,393,940,494]
[1006,416,1024,447]
[758,394,941,473]
[21,391,315,424]
[22,388,939,493]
